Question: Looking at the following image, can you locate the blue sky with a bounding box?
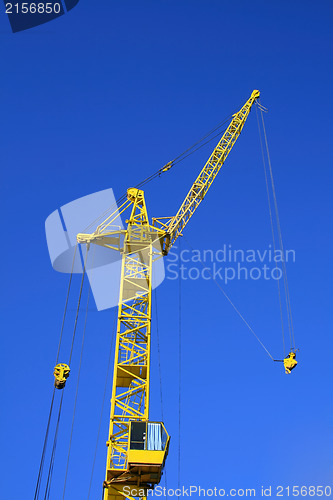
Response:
[1,1,333,499]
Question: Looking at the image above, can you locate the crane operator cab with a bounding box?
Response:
[127,421,170,487]
[283,352,297,374]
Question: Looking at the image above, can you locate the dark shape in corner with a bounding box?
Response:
[4,0,80,33]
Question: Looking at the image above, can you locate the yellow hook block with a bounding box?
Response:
[283,352,297,374]
[53,363,70,389]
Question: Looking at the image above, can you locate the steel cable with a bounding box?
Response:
[68,247,89,365]
[255,105,286,357]
[42,247,89,499]
[178,241,182,489]
[183,236,275,361]
[55,245,78,364]
[82,107,241,236]
[34,245,78,500]
[62,247,91,499]
[154,288,168,497]
[258,104,296,351]
[87,307,117,500]
[33,388,56,500]
[44,391,64,500]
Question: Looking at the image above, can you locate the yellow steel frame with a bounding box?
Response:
[76,91,260,500]
[103,189,155,500]
[154,90,260,255]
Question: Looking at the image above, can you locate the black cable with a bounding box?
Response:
[62,275,92,500]
[43,390,65,500]
[34,247,78,500]
[55,245,78,365]
[68,247,89,365]
[41,247,89,500]
[177,240,182,490]
[134,121,234,191]
[35,102,244,500]
[87,307,117,500]
[83,107,241,235]
[170,110,237,165]
[183,235,275,360]
[255,105,286,356]
[33,388,56,500]
[154,288,168,497]
[82,194,128,234]
[171,127,228,167]
[154,288,164,422]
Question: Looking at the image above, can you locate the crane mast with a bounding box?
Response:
[76,90,260,500]
[103,190,154,499]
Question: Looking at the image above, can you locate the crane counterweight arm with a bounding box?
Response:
[160,90,260,255]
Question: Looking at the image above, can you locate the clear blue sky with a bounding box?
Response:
[1,1,333,499]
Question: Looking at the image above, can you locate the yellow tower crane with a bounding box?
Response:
[76,90,260,500]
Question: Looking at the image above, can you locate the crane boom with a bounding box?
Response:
[157,90,260,255]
